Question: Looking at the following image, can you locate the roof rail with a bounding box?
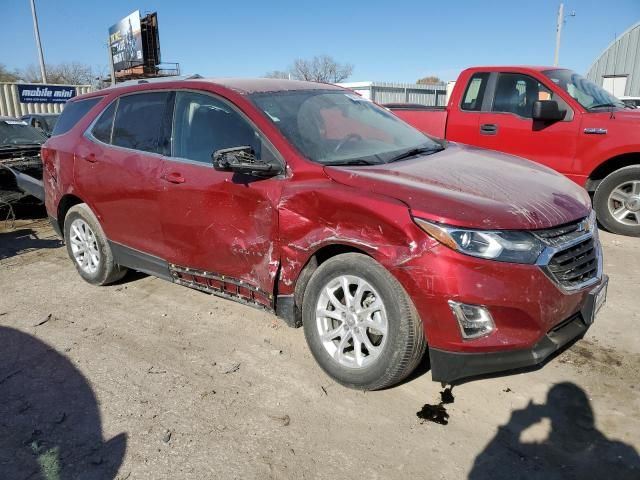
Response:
[107,74,202,89]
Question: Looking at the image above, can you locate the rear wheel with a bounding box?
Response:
[593,166,640,237]
[302,253,426,390]
[64,204,127,285]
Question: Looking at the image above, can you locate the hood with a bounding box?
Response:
[324,144,591,230]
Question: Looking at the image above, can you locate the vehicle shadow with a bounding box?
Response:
[0,228,62,260]
[0,326,127,479]
[468,382,639,480]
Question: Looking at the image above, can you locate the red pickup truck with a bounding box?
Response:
[387,66,640,237]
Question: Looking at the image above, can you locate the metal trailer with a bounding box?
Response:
[338,81,448,107]
[0,82,92,118]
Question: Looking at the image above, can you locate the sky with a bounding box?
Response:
[2,0,639,83]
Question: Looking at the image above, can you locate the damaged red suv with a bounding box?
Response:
[42,78,608,390]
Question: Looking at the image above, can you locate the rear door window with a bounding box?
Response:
[91,101,117,144]
[461,73,489,111]
[51,97,101,136]
[112,92,171,154]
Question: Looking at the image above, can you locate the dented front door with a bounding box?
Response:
[158,90,282,308]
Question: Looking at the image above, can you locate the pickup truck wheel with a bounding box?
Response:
[593,166,640,237]
[63,204,127,285]
[302,253,426,390]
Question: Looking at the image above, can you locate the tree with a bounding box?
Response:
[19,62,97,85]
[0,64,19,82]
[264,55,354,83]
[264,70,290,80]
[417,76,443,85]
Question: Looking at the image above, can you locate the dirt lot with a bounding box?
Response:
[1,208,639,480]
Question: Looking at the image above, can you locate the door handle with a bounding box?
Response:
[81,153,97,163]
[161,172,185,184]
[480,123,498,135]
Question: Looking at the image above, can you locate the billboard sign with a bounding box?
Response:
[17,84,77,104]
[109,10,144,72]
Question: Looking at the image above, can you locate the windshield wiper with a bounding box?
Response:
[387,145,444,163]
[323,158,381,166]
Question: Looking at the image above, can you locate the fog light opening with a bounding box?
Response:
[448,300,495,339]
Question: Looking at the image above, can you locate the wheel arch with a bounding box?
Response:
[276,242,372,328]
[586,152,640,192]
[56,193,87,235]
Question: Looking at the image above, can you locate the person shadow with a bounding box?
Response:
[468,382,639,480]
[0,326,127,479]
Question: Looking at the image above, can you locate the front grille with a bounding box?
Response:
[546,236,599,289]
[534,217,601,291]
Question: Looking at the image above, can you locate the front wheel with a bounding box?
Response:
[302,253,426,390]
[593,166,640,237]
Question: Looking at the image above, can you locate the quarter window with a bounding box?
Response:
[112,92,171,154]
[461,73,489,111]
[171,91,262,163]
[51,97,101,136]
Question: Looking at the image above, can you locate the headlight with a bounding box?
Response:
[414,218,545,264]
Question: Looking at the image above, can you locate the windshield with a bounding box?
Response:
[0,119,47,147]
[42,115,59,131]
[543,69,625,110]
[249,90,441,165]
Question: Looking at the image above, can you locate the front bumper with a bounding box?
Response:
[429,274,608,384]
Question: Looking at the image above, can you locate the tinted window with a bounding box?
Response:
[492,73,555,118]
[51,97,101,136]
[172,91,262,163]
[91,101,117,144]
[112,92,170,154]
[461,73,489,111]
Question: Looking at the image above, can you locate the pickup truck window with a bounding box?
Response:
[461,73,489,111]
[250,90,437,165]
[543,69,624,110]
[171,91,262,164]
[492,73,553,118]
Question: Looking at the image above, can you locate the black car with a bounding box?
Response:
[0,117,46,207]
[20,113,60,137]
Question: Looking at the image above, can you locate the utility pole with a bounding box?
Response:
[29,0,47,83]
[554,3,576,66]
[108,36,116,86]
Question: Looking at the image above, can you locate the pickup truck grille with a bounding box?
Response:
[534,217,601,291]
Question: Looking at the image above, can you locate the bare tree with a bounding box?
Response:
[265,56,354,83]
[0,64,19,82]
[290,55,353,83]
[264,70,290,80]
[417,76,443,85]
[19,62,97,85]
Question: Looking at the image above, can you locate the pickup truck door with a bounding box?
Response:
[472,72,578,176]
[157,91,282,308]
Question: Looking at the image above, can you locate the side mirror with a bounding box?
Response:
[212,146,279,177]
[532,100,565,121]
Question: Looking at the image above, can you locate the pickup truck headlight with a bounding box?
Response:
[414,218,545,264]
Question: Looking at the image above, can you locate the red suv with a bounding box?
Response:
[42,78,608,390]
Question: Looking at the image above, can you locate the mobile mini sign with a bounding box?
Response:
[17,84,77,104]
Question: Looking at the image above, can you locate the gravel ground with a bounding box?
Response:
[1,211,639,480]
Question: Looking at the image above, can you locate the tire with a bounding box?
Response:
[302,253,426,390]
[63,204,127,285]
[593,166,640,237]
